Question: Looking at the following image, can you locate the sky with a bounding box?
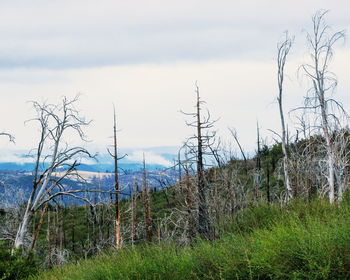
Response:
[0,0,349,165]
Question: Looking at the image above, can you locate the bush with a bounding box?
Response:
[30,198,350,280]
[0,248,38,280]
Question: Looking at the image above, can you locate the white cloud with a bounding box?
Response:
[0,150,34,164]
[127,150,172,167]
[1,46,350,153]
[0,1,349,157]
[0,0,348,68]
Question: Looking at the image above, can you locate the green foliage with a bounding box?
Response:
[31,198,350,280]
[0,249,38,280]
[245,199,350,279]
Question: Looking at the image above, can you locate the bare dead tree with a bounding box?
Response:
[107,105,124,249]
[105,105,128,249]
[130,182,137,245]
[143,154,152,243]
[181,83,217,240]
[46,210,52,268]
[277,32,293,201]
[30,202,49,250]
[255,122,262,201]
[195,86,207,238]
[14,95,95,250]
[180,152,197,243]
[228,128,248,175]
[301,10,346,203]
[333,129,350,200]
[266,162,271,204]
[112,105,121,249]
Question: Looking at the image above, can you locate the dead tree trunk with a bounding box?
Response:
[229,128,248,175]
[185,165,196,242]
[277,33,293,201]
[266,165,271,204]
[143,156,152,243]
[195,85,211,239]
[182,84,217,240]
[112,106,121,249]
[130,182,137,245]
[256,123,262,201]
[301,11,345,203]
[46,211,52,269]
[30,202,49,250]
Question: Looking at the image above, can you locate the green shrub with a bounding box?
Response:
[31,198,350,280]
[0,249,38,280]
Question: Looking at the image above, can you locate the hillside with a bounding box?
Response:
[29,197,350,280]
[2,136,350,279]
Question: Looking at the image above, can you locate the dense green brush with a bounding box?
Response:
[29,196,350,280]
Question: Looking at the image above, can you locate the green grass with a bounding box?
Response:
[30,197,350,280]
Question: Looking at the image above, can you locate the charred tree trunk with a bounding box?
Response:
[71,220,75,253]
[185,166,196,242]
[195,86,211,239]
[256,123,262,201]
[143,156,152,243]
[30,202,49,250]
[46,211,52,269]
[131,182,137,245]
[112,106,121,249]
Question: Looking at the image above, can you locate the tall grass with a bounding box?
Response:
[31,197,350,280]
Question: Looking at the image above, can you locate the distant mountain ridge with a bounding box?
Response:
[0,162,168,173]
[0,146,180,172]
[0,147,180,207]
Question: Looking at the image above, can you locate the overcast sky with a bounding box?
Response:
[0,0,349,164]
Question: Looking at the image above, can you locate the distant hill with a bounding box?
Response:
[0,146,179,172]
[0,147,179,207]
[0,162,169,173]
[0,168,178,207]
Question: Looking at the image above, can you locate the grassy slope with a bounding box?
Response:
[31,197,350,280]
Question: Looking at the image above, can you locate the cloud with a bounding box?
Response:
[1,46,350,153]
[0,148,97,166]
[0,1,349,156]
[0,150,34,164]
[0,0,348,69]
[127,150,172,167]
